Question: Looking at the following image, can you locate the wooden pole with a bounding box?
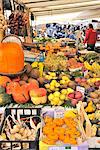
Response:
[25,10,32,43]
[0,0,4,42]
[0,0,3,14]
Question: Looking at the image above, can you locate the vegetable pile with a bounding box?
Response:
[0,113,41,149]
[42,109,81,145]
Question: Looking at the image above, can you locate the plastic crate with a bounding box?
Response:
[0,108,41,150]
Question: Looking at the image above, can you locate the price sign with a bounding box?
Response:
[76,86,85,96]
[49,146,71,150]
[84,70,88,77]
[54,109,65,118]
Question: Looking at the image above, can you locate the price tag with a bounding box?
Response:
[49,146,71,150]
[84,70,88,77]
[76,86,85,96]
[54,109,65,118]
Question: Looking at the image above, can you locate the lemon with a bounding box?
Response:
[45,75,49,79]
[45,84,50,89]
[50,86,55,91]
[50,81,55,86]
[47,89,51,93]
[51,80,57,85]
[66,88,74,95]
[53,91,60,97]
[48,94,54,101]
[60,94,66,100]
[58,100,64,106]
[52,97,60,105]
[65,80,70,84]
[55,82,60,87]
[53,77,58,79]
[48,76,52,80]
[61,89,68,95]
[50,72,56,77]
[60,80,66,85]
[55,88,59,91]
[62,76,69,81]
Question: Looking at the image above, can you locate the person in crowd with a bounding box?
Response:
[68,31,76,40]
[84,24,97,50]
[75,26,83,46]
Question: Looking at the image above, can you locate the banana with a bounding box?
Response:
[92,62,100,75]
[31,62,38,68]
[84,61,92,71]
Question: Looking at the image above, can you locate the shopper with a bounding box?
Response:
[68,31,76,40]
[75,26,83,46]
[84,24,97,50]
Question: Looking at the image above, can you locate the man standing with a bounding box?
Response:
[84,24,97,50]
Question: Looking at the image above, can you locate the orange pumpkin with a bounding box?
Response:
[42,137,55,145]
[0,42,24,73]
[12,83,29,104]
[0,76,11,87]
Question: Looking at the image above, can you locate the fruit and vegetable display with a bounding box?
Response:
[42,115,80,145]
[28,38,77,55]
[0,41,100,149]
[41,105,99,147]
[9,12,28,36]
[44,53,67,71]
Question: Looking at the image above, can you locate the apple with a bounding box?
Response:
[75,91,82,99]
[71,99,78,106]
[81,78,87,82]
[41,96,47,104]
[31,97,41,105]
[29,89,40,97]
[75,78,81,83]
[95,81,100,87]
[27,82,39,91]
[39,88,47,96]
[30,88,47,97]
[68,93,75,99]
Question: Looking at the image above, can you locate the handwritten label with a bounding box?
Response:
[76,86,85,96]
[49,146,71,150]
[54,109,65,118]
[84,70,88,77]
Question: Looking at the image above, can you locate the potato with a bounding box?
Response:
[0,24,2,28]
[31,129,36,134]
[22,129,28,138]
[10,126,19,134]
[27,129,32,137]
[30,134,36,140]
[14,133,22,140]
[10,134,16,140]
[90,92,98,99]
[19,128,25,134]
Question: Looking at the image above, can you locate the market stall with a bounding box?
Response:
[0,0,100,150]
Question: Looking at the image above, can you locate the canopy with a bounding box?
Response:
[18,0,100,17]
[15,0,100,25]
